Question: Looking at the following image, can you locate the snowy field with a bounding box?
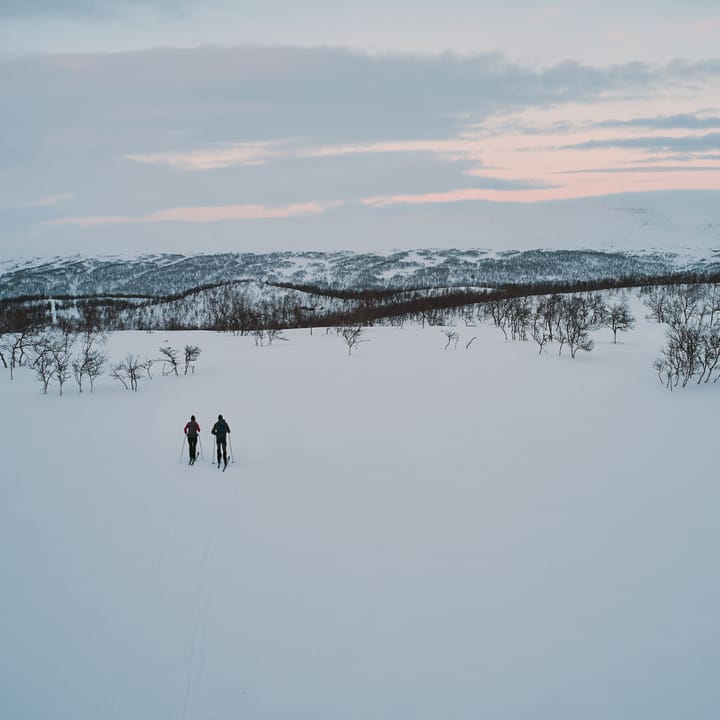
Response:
[1,312,719,719]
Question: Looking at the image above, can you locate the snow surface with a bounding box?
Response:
[2,312,719,719]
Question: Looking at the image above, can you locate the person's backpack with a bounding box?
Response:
[186,421,199,438]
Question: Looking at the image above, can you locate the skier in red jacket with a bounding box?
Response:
[184,415,201,465]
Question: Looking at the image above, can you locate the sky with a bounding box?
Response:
[1,0,719,258]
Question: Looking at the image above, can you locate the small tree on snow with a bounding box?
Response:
[111,354,144,391]
[605,300,635,343]
[1,327,38,380]
[483,299,509,340]
[73,329,106,393]
[84,347,106,393]
[530,314,551,355]
[110,362,129,390]
[48,328,75,396]
[442,330,460,350]
[30,338,55,394]
[142,357,156,380]
[557,295,596,358]
[339,326,365,356]
[159,344,179,376]
[184,344,201,374]
[265,329,285,346]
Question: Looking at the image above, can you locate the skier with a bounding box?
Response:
[211,414,231,468]
[184,415,201,465]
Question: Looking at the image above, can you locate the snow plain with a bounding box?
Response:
[1,308,719,719]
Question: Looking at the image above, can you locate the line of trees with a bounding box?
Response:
[645,284,720,389]
[0,320,203,394]
[0,325,108,395]
[483,292,634,358]
[2,269,718,335]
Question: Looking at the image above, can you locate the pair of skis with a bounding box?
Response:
[187,458,229,471]
[186,455,231,471]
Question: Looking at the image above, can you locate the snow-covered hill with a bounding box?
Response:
[2,312,718,719]
[2,191,719,295]
[1,246,717,301]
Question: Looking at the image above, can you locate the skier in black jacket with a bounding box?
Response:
[211,414,231,468]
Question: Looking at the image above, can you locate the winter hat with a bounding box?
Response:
[218,414,223,420]
[191,415,196,421]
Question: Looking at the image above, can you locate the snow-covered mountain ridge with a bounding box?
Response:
[1,247,717,300]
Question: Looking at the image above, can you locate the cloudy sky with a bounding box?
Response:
[1,0,719,258]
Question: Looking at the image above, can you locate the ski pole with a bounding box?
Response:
[228,435,234,463]
[197,436,204,459]
[179,435,186,463]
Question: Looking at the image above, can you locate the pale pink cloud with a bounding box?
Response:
[126,138,474,171]
[19,192,73,208]
[125,142,280,171]
[120,90,720,206]
[301,139,474,161]
[47,215,135,227]
[363,188,503,207]
[46,201,337,227]
[452,97,720,201]
[148,201,336,222]
[127,97,720,201]
[363,167,720,205]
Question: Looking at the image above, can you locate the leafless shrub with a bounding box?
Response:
[264,330,285,346]
[48,328,76,396]
[143,357,156,379]
[339,326,366,356]
[111,353,144,391]
[643,286,669,323]
[530,314,551,355]
[442,330,460,350]
[652,284,720,389]
[0,327,38,380]
[483,299,509,340]
[30,335,55,394]
[507,297,531,341]
[556,295,596,358]
[73,330,107,393]
[604,299,635,343]
[159,344,179,375]
[184,344,201,374]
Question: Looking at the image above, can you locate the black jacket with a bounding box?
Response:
[211,419,230,439]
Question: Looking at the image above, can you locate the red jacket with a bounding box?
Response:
[184,421,200,437]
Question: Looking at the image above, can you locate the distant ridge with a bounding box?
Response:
[2,247,719,301]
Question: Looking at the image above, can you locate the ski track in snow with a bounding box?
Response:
[182,537,215,720]
[110,483,183,720]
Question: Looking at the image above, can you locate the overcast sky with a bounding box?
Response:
[1,0,719,258]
